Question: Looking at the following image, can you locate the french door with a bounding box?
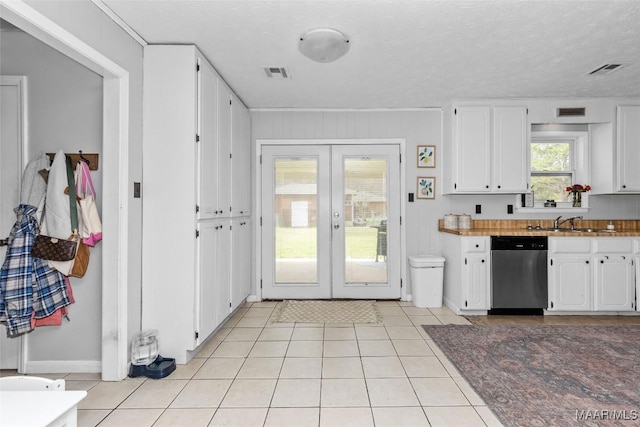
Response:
[261,144,401,299]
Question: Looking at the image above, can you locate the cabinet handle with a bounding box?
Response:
[485,185,489,189]
[586,260,589,264]
[622,185,627,189]
[475,244,479,248]
[481,259,485,263]
[497,185,501,189]
[600,260,604,264]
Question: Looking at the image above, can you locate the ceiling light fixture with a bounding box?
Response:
[298,28,350,63]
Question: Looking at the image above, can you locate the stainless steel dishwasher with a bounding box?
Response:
[490,236,548,314]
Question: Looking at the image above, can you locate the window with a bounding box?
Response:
[529,127,589,209]
[530,140,573,202]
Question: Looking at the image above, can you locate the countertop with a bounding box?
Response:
[438,219,640,237]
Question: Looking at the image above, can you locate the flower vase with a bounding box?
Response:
[572,191,582,207]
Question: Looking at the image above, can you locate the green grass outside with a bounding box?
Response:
[276,226,379,259]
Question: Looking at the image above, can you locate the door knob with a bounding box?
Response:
[333,223,340,229]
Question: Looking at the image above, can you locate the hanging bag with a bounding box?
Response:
[32,157,80,262]
[75,160,102,247]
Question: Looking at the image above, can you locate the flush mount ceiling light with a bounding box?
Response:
[298,28,350,63]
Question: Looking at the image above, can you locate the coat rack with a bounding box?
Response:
[47,151,99,171]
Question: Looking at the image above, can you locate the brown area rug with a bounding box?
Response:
[423,325,640,426]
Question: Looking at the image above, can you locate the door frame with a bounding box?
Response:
[1,1,130,380]
[255,138,407,301]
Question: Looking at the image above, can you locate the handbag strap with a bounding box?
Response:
[65,155,79,233]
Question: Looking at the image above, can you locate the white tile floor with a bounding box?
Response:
[11,301,505,426]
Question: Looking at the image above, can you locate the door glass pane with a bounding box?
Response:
[343,158,388,284]
[274,158,318,284]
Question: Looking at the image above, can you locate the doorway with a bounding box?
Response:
[261,144,401,300]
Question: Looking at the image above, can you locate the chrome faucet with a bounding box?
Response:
[555,215,583,230]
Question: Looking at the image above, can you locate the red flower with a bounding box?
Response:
[566,184,591,193]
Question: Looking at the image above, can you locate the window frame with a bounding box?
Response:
[527,130,590,210]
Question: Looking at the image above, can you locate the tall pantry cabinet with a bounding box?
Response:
[142,45,251,363]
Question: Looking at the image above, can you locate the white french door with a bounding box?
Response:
[261,144,401,299]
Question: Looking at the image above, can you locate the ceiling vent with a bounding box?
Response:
[264,67,290,79]
[557,107,586,117]
[588,64,624,75]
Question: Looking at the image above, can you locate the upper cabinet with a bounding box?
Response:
[231,93,251,216]
[617,105,640,192]
[591,103,640,194]
[444,103,528,194]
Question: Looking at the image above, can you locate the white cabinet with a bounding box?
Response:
[462,254,489,310]
[231,93,251,216]
[217,82,232,217]
[617,106,640,192]
[231,218,251,311]
[492,106,529,192]
[452,106,491,192]
[142,45,250,363]
[441,234,490,313]
[593,255,634,311]
[635,239,640,313]
[548,255,592,311]
[446,104,528,193]
[548,237,635,312]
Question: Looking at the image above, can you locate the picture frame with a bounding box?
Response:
[417,177,435,199]
[417,145,436,168]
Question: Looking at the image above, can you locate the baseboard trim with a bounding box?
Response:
[24,360,101,374]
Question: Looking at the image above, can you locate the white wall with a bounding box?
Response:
[3,0,144,369]
[251,109,640,297]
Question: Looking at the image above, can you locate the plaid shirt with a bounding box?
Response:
[0,205,71,337]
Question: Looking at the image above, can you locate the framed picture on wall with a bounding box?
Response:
[417,145,435,168]
[417,177,435,199]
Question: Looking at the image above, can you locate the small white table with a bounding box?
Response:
[0,390,87,427]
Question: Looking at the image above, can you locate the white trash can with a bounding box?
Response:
[409,255,445,308]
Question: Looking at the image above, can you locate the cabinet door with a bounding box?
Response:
[594,255,635,311]
[492,106,529,192]
[617,106,640,192]
[217,221,232,325]
[462,254,488,309]
[197,58,219,219]
[196,221,219,346]
[231,95,251,216]
[217,81,232,216]
[231,218,251,311]
[548,255,591,311]
[453,106,491,192]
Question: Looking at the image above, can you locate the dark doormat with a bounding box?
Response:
[422,324,640,426]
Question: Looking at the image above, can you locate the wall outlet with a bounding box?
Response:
[134,182,141,198]
[475,204,481,214]
[507,204,513,214]
[408,193,414,202]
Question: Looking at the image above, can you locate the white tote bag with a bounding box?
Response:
[75,161,102,247]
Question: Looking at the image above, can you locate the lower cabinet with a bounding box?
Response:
[231,218,251,312]
[462,254,489,310]
[594,255,635,311]
[548,237,635,312]
[441,234,490,313]
[548,255,592,311]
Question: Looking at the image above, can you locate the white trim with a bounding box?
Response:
[23,360,101,374]
[1,0,130,381]
[255,138,407,301]
[250,108,440,113]
[0,75,27,372]
[91,0,148,47]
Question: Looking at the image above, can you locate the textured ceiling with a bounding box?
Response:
[102,0,640,109]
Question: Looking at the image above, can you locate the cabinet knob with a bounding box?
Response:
[586,260,589,264]
[497,185,501,189]
[475,244,479,248]
[481,259,485,263]
[485,185,489,189]
[600,260,604,264]
[622,185,627,189]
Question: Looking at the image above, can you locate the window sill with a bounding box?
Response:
[516,207,590,214]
